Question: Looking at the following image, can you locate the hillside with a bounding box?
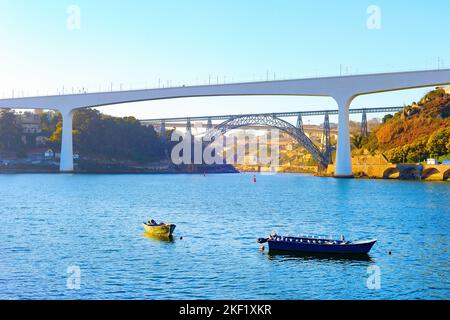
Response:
[361,88,450,163]
[0,108,165,163]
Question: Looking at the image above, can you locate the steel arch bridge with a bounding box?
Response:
[203,114,329,168]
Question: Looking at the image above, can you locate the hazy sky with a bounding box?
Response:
[1,0,449,124]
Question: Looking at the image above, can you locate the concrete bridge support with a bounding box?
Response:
[59,109,74,172]
[334,96,354,177]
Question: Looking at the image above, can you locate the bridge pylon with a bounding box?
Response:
[206,117,214,139]
[296,114,304,132]
[186,118,192,136]
[160,120,167,143]
[322,112,332,164]
[361,110,368,137]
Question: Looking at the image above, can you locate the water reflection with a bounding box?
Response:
[143,232,175,243]
[267,250,374,264]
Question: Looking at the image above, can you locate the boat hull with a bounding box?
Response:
[267,238,376,254]
[143,224,176,237]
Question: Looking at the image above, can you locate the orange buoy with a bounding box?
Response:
[260,245,265,252]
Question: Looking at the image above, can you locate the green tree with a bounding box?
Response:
[69,109,164,162]
[382,114,393,123]
[361,133,379,155]
[0,109,25,155]
[427,128,450,157]
[351,134,364,149]
[406,139,428,163]
[385,146,408,164]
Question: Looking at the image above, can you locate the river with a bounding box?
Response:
[0,173,448,299]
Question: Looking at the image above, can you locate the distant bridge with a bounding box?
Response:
[140,106,404,123]
[141,106,404,168]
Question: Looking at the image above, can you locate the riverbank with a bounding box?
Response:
[237,162,449,181]
[0,163,239,174]
[2,162,448,181]
[235,164,318,174]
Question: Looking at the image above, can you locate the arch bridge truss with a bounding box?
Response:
[147,106,404,169]
[203,114,329,168]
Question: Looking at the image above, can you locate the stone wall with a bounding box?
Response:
[327,162,450,181]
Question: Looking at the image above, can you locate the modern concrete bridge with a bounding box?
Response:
[1,69,449,176]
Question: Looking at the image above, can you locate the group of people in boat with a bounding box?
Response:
[268,233,350,245]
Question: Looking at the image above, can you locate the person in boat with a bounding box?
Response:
[147,219,167,226]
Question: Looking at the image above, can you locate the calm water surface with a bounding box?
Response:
[0,173,448,300]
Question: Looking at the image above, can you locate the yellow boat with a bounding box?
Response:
[143,223,176,237]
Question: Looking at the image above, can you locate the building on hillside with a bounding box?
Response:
[19,111,41,134]
[18,111,46,147]
[28,148,50,162]
[44,149,55,159]
[427,158,438,165]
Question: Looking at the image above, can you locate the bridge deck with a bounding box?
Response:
[140,107,404,123]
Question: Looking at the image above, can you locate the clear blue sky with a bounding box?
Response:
[1,0,449,124]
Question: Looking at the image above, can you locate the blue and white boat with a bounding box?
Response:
[258,234,376,255]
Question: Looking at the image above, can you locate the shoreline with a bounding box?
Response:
[1,167,448,182]
[1,162,448,181]
[0,163,240,175]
